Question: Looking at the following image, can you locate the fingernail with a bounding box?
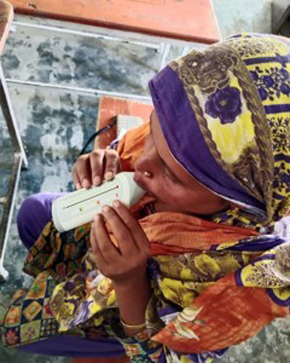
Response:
[113,200,121,209]
[105,172,113,181]
[76,183,81,190]
[102,205,110,214]
[93,176,101,186]
[83,179,90,189]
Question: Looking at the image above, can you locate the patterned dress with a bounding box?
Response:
[1,33,290,363]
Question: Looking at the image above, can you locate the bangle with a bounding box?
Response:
[121,319,146,330]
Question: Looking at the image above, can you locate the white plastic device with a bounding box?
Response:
[52,172,145,233]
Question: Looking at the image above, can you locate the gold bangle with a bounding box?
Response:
[121,319,146,330]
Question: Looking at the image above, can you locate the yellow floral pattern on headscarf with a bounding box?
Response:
[170,34,290,228]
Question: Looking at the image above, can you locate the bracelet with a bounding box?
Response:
[121,319,146,330]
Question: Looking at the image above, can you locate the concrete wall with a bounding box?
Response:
[212,0,272,39]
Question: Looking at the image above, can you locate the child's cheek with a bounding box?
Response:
[155,178,180,204]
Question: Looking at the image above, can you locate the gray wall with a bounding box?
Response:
[212,0,272,38]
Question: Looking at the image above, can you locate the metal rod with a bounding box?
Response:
[0,153,22,282]
[6,78,153,103]
[0,65,28,167]
[12,14,202,49]
[13,20,162,50]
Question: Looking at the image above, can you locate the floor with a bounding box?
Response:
[1,3,290,363]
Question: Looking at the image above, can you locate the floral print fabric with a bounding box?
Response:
[1,33,290,363]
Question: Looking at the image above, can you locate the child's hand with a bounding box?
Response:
[90,201,150,287]
[73,149,121,189]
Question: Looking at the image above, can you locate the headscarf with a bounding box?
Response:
[149,33,290,229]
[145,33,290,353]
[2,34,290,361]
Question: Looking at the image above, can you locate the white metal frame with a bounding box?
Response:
[0,62,28,281]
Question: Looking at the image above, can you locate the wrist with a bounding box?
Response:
[113,270,148,291]
[113,273,151,332]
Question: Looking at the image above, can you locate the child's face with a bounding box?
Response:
[134,110,229,216]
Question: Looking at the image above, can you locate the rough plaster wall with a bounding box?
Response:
[212,0,273,39]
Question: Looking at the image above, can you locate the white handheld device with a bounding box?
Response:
[52,172,145,233]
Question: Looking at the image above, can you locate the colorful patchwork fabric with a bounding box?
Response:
[1,222,122,347]
[2,272,60,347]
[1,33,290,363]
